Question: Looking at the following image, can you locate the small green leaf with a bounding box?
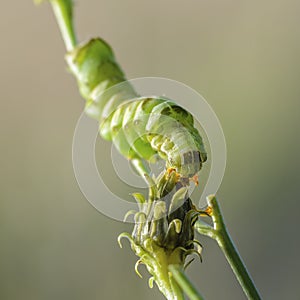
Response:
[148,276,154,289]
[131,193,146,210]
[123,210,137,222]
[169,187,188,215]
[117,232,134,249]
[134,260,143,278]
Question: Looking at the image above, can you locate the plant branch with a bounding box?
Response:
[169,265,205,300]
[49,0,77,51]
[195,195,262,300]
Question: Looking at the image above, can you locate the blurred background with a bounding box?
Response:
[1,0,299,299]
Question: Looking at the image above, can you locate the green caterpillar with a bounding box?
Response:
[66,38,207,182]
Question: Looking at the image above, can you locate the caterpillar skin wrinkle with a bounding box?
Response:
[66,38,207,182]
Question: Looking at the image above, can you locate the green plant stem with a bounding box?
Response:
[195,195,262,300]
[169,265,205,300]
[50,0,77,51]
[168,273,185,300]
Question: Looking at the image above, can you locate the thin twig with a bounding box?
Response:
[195,195,262,300]
[169,265,205,300]
[50,0,77,51]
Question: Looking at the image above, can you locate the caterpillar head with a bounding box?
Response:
[168,150,207,181]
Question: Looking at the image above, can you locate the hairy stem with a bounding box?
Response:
[195,195,262,300]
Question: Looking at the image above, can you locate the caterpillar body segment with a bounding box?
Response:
[66,38,138,121]
[99,96,207,179]
[66,37,207,181]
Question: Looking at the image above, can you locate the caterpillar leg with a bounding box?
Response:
[166,167,181,182]
[189,174,199,186]
[204,206,213,216]
[191,203,212,217]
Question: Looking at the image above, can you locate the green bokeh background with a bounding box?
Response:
[1,1,299,299]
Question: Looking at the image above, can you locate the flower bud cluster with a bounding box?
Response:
[118,170,202,299]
